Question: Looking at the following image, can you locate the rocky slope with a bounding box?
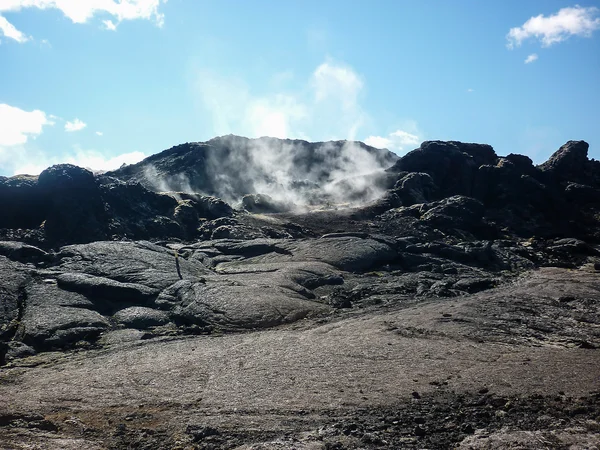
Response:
[0,137,599,449]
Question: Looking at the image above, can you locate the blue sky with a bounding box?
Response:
[1,0,599,175]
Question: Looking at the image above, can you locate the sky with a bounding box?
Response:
[1,0,599,176]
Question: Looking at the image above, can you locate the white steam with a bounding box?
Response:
[139,136,399,211]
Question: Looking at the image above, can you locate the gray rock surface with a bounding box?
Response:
[112,307,170,329]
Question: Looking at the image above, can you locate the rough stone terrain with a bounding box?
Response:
[1,137,599,448]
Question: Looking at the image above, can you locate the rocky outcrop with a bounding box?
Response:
[108,135,399,205]
[389,141,497,198]
[538,140,590,183]
[1,137,600,358]
[38,164,109,244]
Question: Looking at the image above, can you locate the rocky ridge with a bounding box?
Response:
[0,137,599,449]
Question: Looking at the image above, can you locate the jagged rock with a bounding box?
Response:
[0,175,45,229]
[107,136,398,204]
[173,199,200,237]
[100,180,182,239]
[38,164,108,244]
[176,193,234,219]
[211,225,263,240]
[242,193,295,213]
[564,182,600,204]
[0,257,26,341]
[538,140,589,183]
[389,141,497,197]
[4,341,36,361]
[419,196,486,233]
[394,172,437,206]
[505,153,535,173]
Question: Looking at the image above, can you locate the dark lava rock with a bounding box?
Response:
[242,193,295,213]
[38,164,108,244]
[0,241,49,263]
[538,140,590,183]
[419,195,486,234]
[0,257,27,341]
[56,241,212,290]
[0,175,45,229]
[389,141,497,197]
[108,135,398,205]
[112,307,170,329]
[56,273,159,313]
[394,172,437,206]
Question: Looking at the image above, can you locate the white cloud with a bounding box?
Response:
[364,135,393,149]
[64,149,146,173]
[0,14,28,42]
[65,118,87,132]
[8,148,147,176]
[507,5,600,49]
[312,61,363,111]
[194,59,368,141]
[364,129,420,153]
[96,131,103,136]
[467,88,475,93]
[103,19,117,31]
[0,0,166,42]
[0,103,53,146]
[525,53,539,64]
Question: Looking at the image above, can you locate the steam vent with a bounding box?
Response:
[1,137,599,448]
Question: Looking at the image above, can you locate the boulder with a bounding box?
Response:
[159,280,330,330]
[176,193,234,219]
[173,200,200,237]
[38,164,108,244]
[242,193,295,213]
[17,305,109,351]
[419,196,485,232]
[56,273,159,313]
[538,141,589,184]
[394,172,437,205]
[113,307,170,329]
[100,180,182,239]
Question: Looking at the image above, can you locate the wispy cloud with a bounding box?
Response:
[507,5,600,49]
[525,53,539,64]
[0,14,28,42]
[96,131,104,136]
[194,59,370,141]
[103,20,117,31]
[65,118,87,132]
[467,88,475,93]
[0,103,143,175]
[364,129,421,154]
[0,0,166,42]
